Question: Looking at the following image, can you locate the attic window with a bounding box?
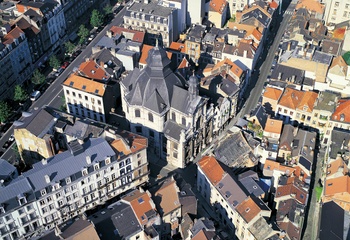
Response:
[82,85,86,90]
[138,197,144,204]
[253,185,258,189]
[225,191,231,198]
[218,183,224,189]
[95,89,99,94]
[0,207,4,214]
[245,207,250,212]
[69,81,74,86]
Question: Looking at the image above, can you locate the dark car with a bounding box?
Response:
[72,50,82,58]
[2,141,10,150]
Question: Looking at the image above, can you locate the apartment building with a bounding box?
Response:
[15,0,66,53]
[324,0,350,26]
[187,0,205,25]
[63,73,116,123]
[123,0,177,47]
[0,134,149,239]
[208,0,229,28]
[0,26,32,100]
[196,156,276,239]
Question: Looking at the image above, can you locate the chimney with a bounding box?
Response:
[44,175,50,184]
[42,158,47,165]
[86,155,91,165]
[0,179,4,188]
[243,50,247,58]
[278,72,282,80]
[287,42,291,51]
[106,30,112,38]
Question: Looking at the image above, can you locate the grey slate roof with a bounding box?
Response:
[125,1,174,19]
[111,202,142,239]
[171,85,203,115]
[215,131,255,168]
[313,91,339,112]
[279,124,295,151]
[191,218,215,236]
[249,216,274,239]
[220,78,239,97]
[64,120,104,140]
[164,120,186,141]
[330,128,350,159]
[216,174,247,208]
[0,177,35,213]
[291,129,316,164]
[122,45,186,114]
[319,201,350,240]
[23,138,115,192]
[312,50,333,65]
[276,198,304,224]
[270,64,304,85]
[238,171,265,197]
[250,104,268,129]
[15,108,56,137]
[0,159,16,179]
[241,7,271,28]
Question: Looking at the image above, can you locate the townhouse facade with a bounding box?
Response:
[208,0,229,28]
[324,0,350,26]
[0,26,32,100]
[0,134,149,239]
[123,0,177,47]
[63,73,116,123]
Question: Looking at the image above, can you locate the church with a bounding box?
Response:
[120,43,217,168]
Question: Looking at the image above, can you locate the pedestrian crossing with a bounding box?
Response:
[284,10,294,15]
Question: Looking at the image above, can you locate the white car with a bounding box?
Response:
[30,91,41,101]
[54,68,64,77]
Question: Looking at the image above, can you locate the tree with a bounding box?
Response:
[49,55,61,70]
[90,9,103,28]
[0,101,11,124]
[77,24,89,44]
[31,69,46,85]
[14,85,28,102]
[103,4,113,16]
[64,41,76,55]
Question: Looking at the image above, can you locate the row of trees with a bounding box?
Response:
[0,5,115,123]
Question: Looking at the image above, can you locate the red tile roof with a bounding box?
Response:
[78,60,110,81]
[331,99,350,123]
[264,118,283,134]
[198,156,225,186]
[109,26,145,43]
[122,189,155,226]
[2,26,24,45]
[155,178,181,215]
[236,197,261,223]
[209,0,227,14]
[324,175,350,196]
[140,44,172,64]
[169,42,186,53]
[263,87,283,101]
[63,74,106,96]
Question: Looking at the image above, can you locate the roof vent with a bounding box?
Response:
[86,155,91,165]
[44,175,50,184]
[42,158,47,165]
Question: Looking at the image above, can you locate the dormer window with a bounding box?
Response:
[340,114,345,122]
[66,177,71,184]
[18,196,27,205]
[94,163,99,171]
[41,189,46,196]
[0,206,5,214]
[82,169,88,176]
[105,157,111,165]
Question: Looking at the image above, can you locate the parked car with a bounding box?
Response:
[54,68,64,77]
[30,90,41,101]
[72,50,82,58]
[61,61,69,69]
[8,135,14,142]
[2,141,10,150]
[88,34,95,41]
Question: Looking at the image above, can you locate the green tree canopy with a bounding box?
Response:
[31,69,46,85]
[90,9,104,28]
[49,55,61,70]
[103,4,113,15]
[77,24,89,44]
[65,41,76,55]
[14,85,28,102]
[0,101,11,124]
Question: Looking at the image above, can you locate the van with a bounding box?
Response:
[30,91,41,101]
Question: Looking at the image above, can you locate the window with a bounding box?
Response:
[173,152,178,158]
[135,109,140,117]
[182,117,186,126]
[39,200,45,206]
[97,100,101,105]
[137,153,141,158]
[66,90,69,95]
[136,126,142,133]
[85,96,88,100]
[18,197,27,205]
[82,169,88,176]
[148,112,153,122]
[172,112,176,120]
[126,158,131,165]
[78,94,82,99]
[41,189,46,196]
[173,143,178,150]
[66,177,71,184]
[149,130,154,138]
